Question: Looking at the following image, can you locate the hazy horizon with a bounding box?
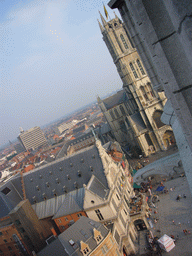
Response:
[1,0,122,146]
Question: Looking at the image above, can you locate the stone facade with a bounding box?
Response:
[108,0,192,194]
[84,140,149,255]
[98,14,174,156]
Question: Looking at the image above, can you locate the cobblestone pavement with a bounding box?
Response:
[145,176,192,256]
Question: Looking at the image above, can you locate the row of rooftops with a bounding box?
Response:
[37,216,109,256]
[0,144,109,218]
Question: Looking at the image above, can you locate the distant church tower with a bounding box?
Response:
[98,12,176,155]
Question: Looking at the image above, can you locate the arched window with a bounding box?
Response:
[129,63,138,79]
[114,108,120,118]
[136,59,145,75]
[120,34,128,49]
[153,110,165,128]
[120,105,126,116]
[110,110,115,120]
[140,86,149,101]
[147,82,155,98]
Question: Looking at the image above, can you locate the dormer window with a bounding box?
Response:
[80,241,90,255]
[93,228,103,244]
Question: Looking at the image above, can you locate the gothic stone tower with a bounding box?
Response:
[98,13,175,155]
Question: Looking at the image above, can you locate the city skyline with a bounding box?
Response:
[1,0,122,146]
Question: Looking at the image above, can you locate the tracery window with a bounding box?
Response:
[120,34,128,49]
[140,86,149,101]
[147,82,155,98]
[136,59,145,75]
[114,108,120,118]
[129,62,138,79]
[120,105,126,116]
[109,110,115,120]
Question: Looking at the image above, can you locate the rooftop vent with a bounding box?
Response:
[90,166,94,172]
[74,182,78,189]
[77,171,81,177]
[32,196,37,203]
[70,163,73,167]
[36,185,40,191]
[46,182,50,188]
[56,178,60,184]
[30,178,33,182]
[92,154,95,159]
[42,193,47,200]
[63,186,68,193]
[81,158,84,163]
[67,174,71,181]
[49,171,52,175]
[59,167,63,171]
[39,175,42,179]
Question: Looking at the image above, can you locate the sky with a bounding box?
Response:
[0,0,122,146]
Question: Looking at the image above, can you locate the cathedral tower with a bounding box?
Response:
[98,12,175,155]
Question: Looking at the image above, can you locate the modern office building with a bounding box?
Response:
[18,126,48,151]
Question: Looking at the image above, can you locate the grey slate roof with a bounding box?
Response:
[58,216,109,256]
[87,175,109,199]
[37,217,109,256]
[56,132,94,160]
[0,192,17,218]
[53,188,85,219]
[37,238,68,256]
[102,90,128,110]
[6,145,108,205]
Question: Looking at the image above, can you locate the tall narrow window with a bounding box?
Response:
[109,110,115,120]
[120,105,126,116]
[147,82,155,98]
[136,59,145,75]
[95,209,104,221]
[140,86,149,101]
[129,63,138,79]
[114,108,120,118]
[120,34,128,49]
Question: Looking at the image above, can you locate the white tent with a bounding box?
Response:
[158,234,175,252]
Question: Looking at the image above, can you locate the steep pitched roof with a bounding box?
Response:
[53,188,85,219]
[58,216,109,255]
[87,175,109,199]
[102,90,128,110]
[9,145,108,205]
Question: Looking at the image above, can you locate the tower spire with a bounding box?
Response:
[97,19,104,33]
[99,11,107,27]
